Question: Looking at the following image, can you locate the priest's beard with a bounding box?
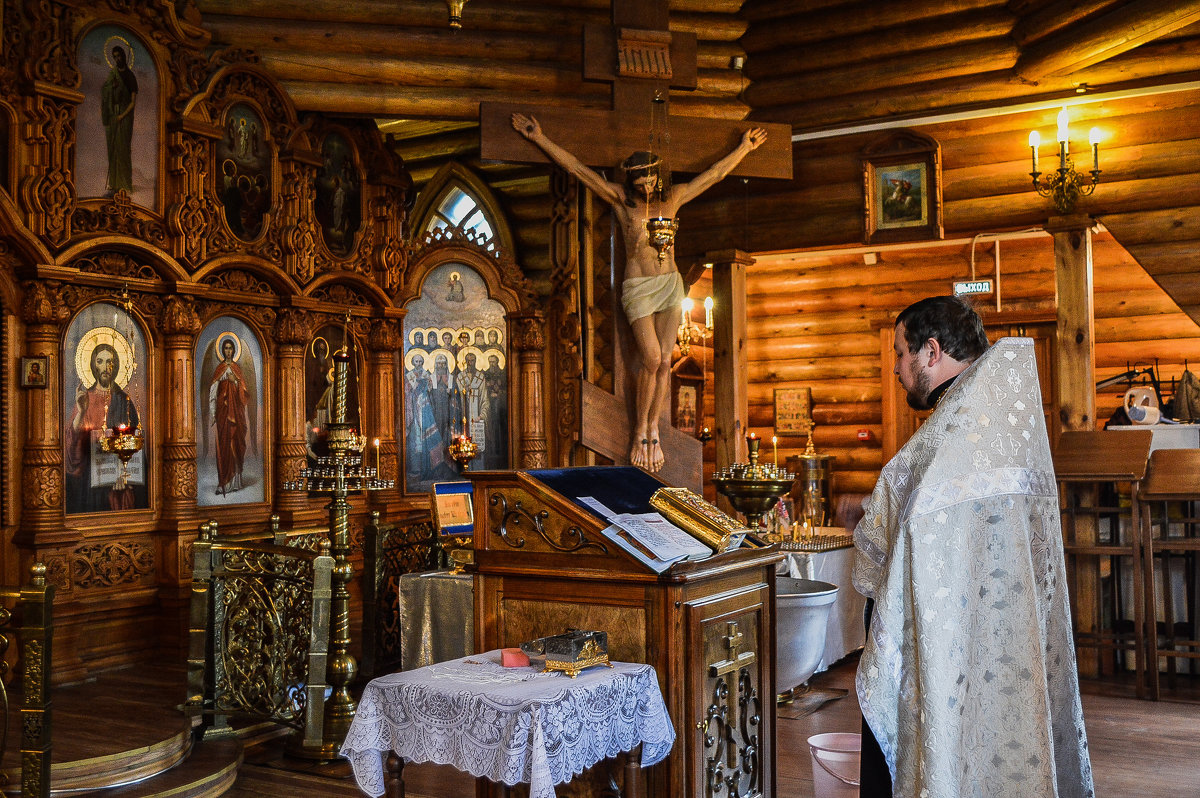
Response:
[905,369,932,411]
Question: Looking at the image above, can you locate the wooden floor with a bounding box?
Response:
[16,656,1200,797]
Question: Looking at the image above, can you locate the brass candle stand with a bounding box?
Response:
[281,343,395,760]
[711,436,795,530]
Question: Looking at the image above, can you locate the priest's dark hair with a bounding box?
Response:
[897,295,989,364]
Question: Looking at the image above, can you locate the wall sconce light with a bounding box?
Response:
[445,0,469,29]
[678,296,714,357]
[1028,107,1101,214]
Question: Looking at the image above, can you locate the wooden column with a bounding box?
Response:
[272,308,314,523]
[366,318,401,507]
[1049,214,1096,436]
[158,296,201,527]
[709,250,753,509]
[1048,213,1099,677]
[510,310,548,469]
[15,281,71,546]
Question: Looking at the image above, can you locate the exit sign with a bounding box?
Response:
[953,279,993,296]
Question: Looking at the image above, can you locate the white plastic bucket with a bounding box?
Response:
[808,732,860,798]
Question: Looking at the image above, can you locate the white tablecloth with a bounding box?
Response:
[777,547,867,672]
[340,650,676,798]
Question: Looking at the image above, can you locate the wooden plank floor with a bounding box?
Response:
[232,654,1200,797]
[12,656,1198,797]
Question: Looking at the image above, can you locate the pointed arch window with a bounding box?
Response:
[424,185,495,244]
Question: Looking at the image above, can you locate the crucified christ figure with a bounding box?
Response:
[513,113,766,472]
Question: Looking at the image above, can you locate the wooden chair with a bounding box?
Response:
[360,510,437,680]
[0,563,53,798]
[185,522,333,752]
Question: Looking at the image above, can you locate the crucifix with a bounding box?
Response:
[481,0,791,478]
[700,619,759,790]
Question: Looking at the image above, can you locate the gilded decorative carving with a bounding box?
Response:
[73,251,159,281]
[202,269,275,296]
[21,467,62,509]
[19,96,76,247]
[20,281,69,327]
[279,165,318,285]
[22,640,43,703]
[166,133,215,266]
[368,319,401,352]
[160,295,201,337]
[165,459,198,499]
[23,2,78,86]
[43,557,71,592]
[71,541,156,589]
[273,308,310,345]
[548,171,583,449]
[72,192,168,245]
[310,284,370,308]
[511,313,546,352]
[521,439,549,470]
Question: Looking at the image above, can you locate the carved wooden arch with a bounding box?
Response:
[304,271,397,312]
[193,254,302,299]
[57,238,191,285]
[0,100,15,199]
[410,162,516,256]
[183,62,305,143]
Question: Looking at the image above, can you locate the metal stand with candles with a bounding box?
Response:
[712,434,796,530]
[1028,107,1102,214]
[282,326,394,759]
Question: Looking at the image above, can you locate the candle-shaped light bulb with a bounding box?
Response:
[1056,108,1069,170]
[1088,127,1101,171]
[772,434,778,466]
[681,297,694,329]
[703,296,714,330]
[1028,129,1040,173]
[373,437,380,473]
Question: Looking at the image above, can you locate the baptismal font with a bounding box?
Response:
[282,319,394,758]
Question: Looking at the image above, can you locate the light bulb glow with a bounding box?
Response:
[1056,108,1069,143]
[1088,127,1101,146]
[1028,130,1040,148]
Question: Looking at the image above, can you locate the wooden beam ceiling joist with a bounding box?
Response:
[1010,0,1123,48]
[1014,0,1200,81]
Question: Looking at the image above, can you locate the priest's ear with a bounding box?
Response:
[923,337,945,365]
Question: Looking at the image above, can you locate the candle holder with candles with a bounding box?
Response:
[447,433,479,472]
[280,321,394,760]
[1028,107,1102,214]
[99,423,145,490]
[711,433,796,530]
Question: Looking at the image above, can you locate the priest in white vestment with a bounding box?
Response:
[853,296,1094,797]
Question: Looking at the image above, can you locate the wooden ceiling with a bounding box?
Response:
[195,0,1200,137]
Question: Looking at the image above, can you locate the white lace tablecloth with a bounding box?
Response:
[340,650,676,798]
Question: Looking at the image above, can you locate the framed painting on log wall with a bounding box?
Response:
[861,129,943,245]
[774,386,812,437]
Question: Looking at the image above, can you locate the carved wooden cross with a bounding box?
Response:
[480,0,791,179]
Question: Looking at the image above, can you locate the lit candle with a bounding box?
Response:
[1056,107,1069,170]
[373,437,380,473]
[772,435,778,465]
[1088,127,1101,171]
[681,297,694,329]
[1027,129,1040,174]
[704,296,714,331]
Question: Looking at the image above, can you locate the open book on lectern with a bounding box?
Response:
[578,493,749,574]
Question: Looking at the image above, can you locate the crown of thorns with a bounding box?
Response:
[622,152,662,173]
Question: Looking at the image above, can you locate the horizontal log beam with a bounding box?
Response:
[1014,0,1200,81]
[746,38,1019,108]
[1100,206,1200,244]
[745,8,1014,79]
[1010,0,1121,48]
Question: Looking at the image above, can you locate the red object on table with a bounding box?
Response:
[500,648,530,668]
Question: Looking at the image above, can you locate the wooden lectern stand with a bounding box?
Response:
[469,466,784,797]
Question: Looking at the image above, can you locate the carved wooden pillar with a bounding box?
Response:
[509,310,548,469]
[366,318,401,506]
[547,169,582,465]
[273,308,312,519]
[158,297,201,526]
[15,282,71,545]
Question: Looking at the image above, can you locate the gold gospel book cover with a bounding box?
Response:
[649,487,751,553]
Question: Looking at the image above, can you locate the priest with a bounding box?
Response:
[853,296,1094,797]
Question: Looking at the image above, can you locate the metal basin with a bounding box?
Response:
[775,577,838,698]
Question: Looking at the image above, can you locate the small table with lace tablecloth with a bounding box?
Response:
[340,650,676,798]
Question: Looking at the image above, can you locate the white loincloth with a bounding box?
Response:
[620,271,684,323]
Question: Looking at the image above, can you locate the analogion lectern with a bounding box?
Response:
[469,466,784,798]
